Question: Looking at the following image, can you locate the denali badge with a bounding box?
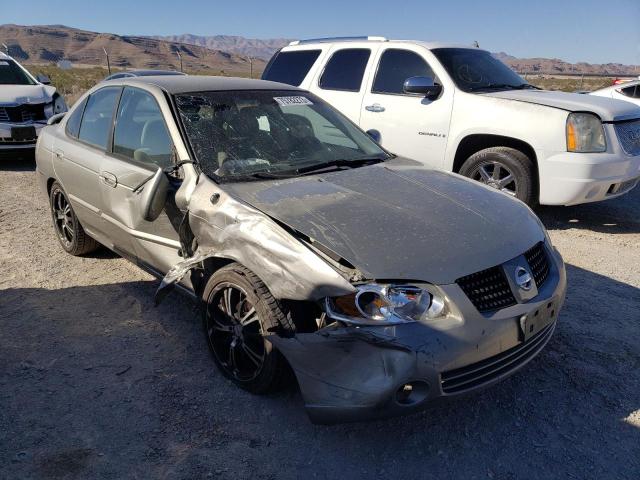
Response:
[515,266,533,291]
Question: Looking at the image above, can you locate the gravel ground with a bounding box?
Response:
[1,154,639,480]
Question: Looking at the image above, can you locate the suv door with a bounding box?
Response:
[310,46,376,122]
[359,46,454,167]
[53,86,121,243]
[99,86,181,273]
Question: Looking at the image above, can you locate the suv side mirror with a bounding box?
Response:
[36,74,51,85]
[403,76,442,99]
[138,167,170,222]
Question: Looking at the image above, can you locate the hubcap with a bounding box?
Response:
[52,190,74,247]
[205,283,265,382]
[471,161,517,197]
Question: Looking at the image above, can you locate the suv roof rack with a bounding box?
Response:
[288,36,388,46]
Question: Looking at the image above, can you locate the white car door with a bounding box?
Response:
[307,43,379,124]
[359,46,454,168]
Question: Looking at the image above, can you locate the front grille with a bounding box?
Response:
[615,120,640,156]
[456,266,516,312]
[440,322,555,394]
[0,104,46,123]
[524,242,550,288]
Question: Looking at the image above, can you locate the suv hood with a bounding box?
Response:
[484,89,640,121]
[0,84,55,105]
[224,160,544,285]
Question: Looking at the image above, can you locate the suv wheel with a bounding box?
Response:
[459,147,536,206]
[49,182,99,255]
[201,264,294,394]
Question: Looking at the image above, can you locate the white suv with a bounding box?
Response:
[263,37,640,206]
[0,52,67,152]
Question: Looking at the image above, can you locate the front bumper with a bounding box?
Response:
[0,122,46,150]
[270,246,567,424]
[538,149,640,206]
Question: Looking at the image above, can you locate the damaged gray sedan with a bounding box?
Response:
[35,76,567,423]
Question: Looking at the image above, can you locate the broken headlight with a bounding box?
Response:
[326,284,446,325]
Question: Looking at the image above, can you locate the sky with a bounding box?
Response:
[2,0,639,65]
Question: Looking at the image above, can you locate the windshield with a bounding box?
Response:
[175,90,390,182]
[432,48,530,92]
[0,59,36,86]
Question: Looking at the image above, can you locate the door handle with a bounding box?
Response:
[99,171,118,188]
[53,150,64,159]
[365,103,385,113]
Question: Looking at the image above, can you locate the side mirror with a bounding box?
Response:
[366,129,381,143]
[138,167,170,222]
[403,76,442,99]
[36,74,51,85]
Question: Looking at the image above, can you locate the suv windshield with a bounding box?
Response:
[0,59,36,85]
[175,90,390,182]
[432,48,532,93]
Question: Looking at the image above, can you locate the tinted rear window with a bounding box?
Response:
[320,49,371,92]
[262,50,321,86]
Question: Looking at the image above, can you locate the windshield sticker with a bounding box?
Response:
[274,96,313,107]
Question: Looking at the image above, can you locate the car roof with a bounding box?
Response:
[0,51,13,61]
[109,75,300,94]
[284,37,474,51]
[125,69,186,76]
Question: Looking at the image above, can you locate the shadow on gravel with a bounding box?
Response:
[539,185,640,234]
[0,151,36,171]
[0,265,638,479]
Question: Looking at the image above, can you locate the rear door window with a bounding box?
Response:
[113,87,173,167]
[372,49,435,95]
[78,87,120,149]
[620,84,640,99]
[319,49,371,92]
[262,50,321,86]
[65,97,87,138]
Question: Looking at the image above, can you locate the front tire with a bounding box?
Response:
[201,264,294,394]
[459,147,536,206]
[49,181,99,256]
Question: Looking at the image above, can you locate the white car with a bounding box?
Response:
[0,52,67,152]
[590,80,640,107]
[262,37,640,206]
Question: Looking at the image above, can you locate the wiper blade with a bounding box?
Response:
[469,83,538,91]
[297,157,384,175]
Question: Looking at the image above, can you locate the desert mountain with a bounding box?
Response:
[152,34,291,61]
[0,24,264,75]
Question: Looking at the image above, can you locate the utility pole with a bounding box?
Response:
[103,48,111,75]
[248,56,253,78]
[176,51,183,73]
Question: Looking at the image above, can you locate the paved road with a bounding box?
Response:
[1,155,639,479]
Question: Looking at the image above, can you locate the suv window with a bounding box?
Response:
[620,84,640,99]
[319,49,371,92]
[372,49,435,95]
[262,50,321,86]
[65,97,88,138]
[78,87,120,149]
[113,88,172,167]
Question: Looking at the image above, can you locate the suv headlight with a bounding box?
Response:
[44,94,68,118]
[566,112,606,153]
[326,283,447,325]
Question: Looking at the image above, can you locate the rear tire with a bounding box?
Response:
[201,263,295,394]
[459,147,536,206]
[49,181,99,256]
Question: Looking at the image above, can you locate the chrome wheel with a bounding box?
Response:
[52,189,74,247]
[470,161,517,197]
[205,283,266,382]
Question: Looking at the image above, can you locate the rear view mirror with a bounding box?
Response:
[403,76,442,99]
[138,167,169,222]
[36,74,51,85]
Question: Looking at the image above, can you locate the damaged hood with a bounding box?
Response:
[483,89,640,121]
[0,84,55,105]
[223,160,544,285]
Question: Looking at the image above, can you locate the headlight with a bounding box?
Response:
[566,112,606,153]
[326,283,447,325]
[44,94,68,118]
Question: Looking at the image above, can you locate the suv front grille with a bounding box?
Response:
[456,266,517,312]
[0,104,46,123]
[615,119,640,156]
[457,242,552,313]
[524,242,550,288]
[440,321,555,394]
